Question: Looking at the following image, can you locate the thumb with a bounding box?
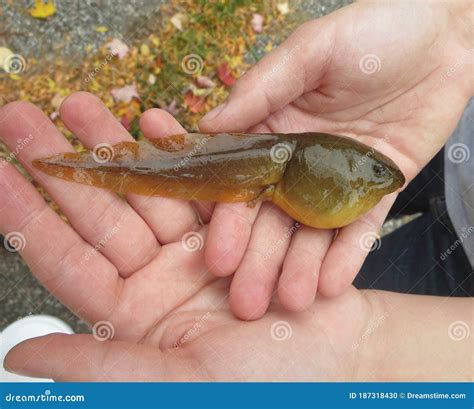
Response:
[199,19,336,132]
[4,333,203,381]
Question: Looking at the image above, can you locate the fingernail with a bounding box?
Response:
[202,102,227,122]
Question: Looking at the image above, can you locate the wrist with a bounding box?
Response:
[359,290,473,381]
[351,290,391,381]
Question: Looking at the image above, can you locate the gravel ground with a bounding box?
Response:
[1,1,167,64]
[0,0,360,333]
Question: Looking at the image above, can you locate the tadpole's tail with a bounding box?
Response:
[33,134,288,202]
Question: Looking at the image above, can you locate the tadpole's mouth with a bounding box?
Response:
[389,165,406,189]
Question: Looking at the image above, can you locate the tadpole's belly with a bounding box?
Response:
[33,132,405,229]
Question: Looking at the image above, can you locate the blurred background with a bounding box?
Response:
[0,0,351,333]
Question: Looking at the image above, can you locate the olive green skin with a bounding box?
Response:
[33,132,405,229]
[274,133,405,228]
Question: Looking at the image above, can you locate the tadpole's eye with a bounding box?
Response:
[373,163,387,178]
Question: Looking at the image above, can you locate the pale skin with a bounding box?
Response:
[1,0,473,380]
[199,0,474,319]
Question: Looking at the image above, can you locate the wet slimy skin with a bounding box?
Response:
[33,132,405,229]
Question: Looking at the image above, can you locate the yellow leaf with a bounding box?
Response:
[265,42,273,52]
[0,47,14,70]
[150,36,160,47]
[140,44,150,56]
[9,74,21,81]
[88,79,101,92]
[47,78,57,89]
[96,26,109,33]
[225,55,242,69]
[29,0,56,19]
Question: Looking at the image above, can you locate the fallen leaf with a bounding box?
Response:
[121,114,132,130]
[251,13,264,33]
[0,47,13,71]
[227,55,242,69]
[105,38,130,59]
[51,93,65,110]
[29,0,56,19]
[111,85,139,103]
[96,26,109,33]
[276,1,290,15]
[150,35,160,47]
[184,91,205,113]
[217,63,236,86]
[148,73,157,85]
[170,13,188,31]
[158,98,181,116]
[196,75,216,89]
[140,44,150,56]
[185,83,213,98]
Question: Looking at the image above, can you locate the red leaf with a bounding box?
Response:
[121,114,132,130]
[217,63,236,86]
[184,91,205,113]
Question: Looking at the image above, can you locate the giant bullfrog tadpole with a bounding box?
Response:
[33,132,405,229]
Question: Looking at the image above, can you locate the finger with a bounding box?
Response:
[229,203,293,320]
[205,202,260,277]
[278,226,334,311]
[60,95,200,246]
[4,333,204,381]
[318,195,396,297]
[139,108,214,233]
[0,159,120,322]
[199,20,335,132]
[0,100,158,277]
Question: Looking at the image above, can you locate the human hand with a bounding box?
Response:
[2,98,471,381]
[4,286,373,381]
[198,0,474,318]
[0,97,372,380]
